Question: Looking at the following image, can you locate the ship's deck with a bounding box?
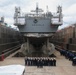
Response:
[0,50,76,75]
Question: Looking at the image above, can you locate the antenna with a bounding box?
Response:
[31,3,43,15]
[36,2,38,14]
[46,5,48,13]
[36,2,38,8]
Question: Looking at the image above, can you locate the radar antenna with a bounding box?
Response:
[31,3,43,15]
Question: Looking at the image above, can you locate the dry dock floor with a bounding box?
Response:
[0,51,76,75]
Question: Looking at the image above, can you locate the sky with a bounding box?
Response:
[0,0,76,29]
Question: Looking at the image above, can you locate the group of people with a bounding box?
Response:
[59,50,76,60]
[25,57,56,67]
[56,48,76,66]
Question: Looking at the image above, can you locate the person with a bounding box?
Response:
[30,57,33,66]
[43,58,46,66]
[49,58,52,66]
[34,57,37,66]
[60,50,63,55]
[28,57,31,66]
[34,57,36,66]
[45,58,48,66]
[32,57,34,66]
[72,57,76,66]
[53,58,56,66]
[37,58,40,68]
[25,57,27,66]
[40,57,43,68]
[39,58,41,67]
[51,58,53,66]
[26,57,29,66]
[47,57,50,66]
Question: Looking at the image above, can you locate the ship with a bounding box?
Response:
[14,4,63,57]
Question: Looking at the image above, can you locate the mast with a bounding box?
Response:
[31,3,43,16]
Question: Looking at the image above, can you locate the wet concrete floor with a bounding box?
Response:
[0,50,76,75]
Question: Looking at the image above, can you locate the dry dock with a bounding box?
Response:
[0,50,76,75]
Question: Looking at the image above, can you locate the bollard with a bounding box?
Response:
[0,52,4,61]
[1,54,4,61]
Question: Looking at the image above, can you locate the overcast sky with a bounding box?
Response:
[0,0,76,29]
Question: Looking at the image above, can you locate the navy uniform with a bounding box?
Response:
[28,57,31,66]
[40,57,42,67]
[42,57,44,66]
[28,57,30,66]
[31,58,33,66]
[25,57,27,66]
[30,58,31,66]
[51,58,54,66]
[45,58,48,66]
[60,50,63,55]
[26,57,29,66]
[43,58,46,66]
[30,58,33,66]
[43,57,45,66]
[72,57,76,65]
[32,58,34,66]
[32,58,35,66]
[47,58,50,66]
[53,58,56,66]
[37,58,40,67]
[39,58,41,67]
[49,58,52,66]
[35,57,37,66]
[34,57,37,66]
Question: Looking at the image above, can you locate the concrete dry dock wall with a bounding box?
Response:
[50,25,76,51]
[68,44,76,51]
[0,24,24,57]
[69,38,76,44]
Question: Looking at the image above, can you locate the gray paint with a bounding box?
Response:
[18,18,58,33]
